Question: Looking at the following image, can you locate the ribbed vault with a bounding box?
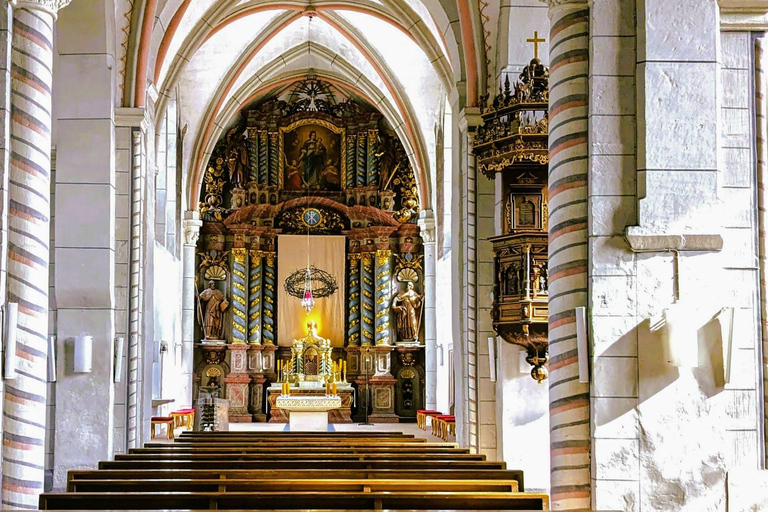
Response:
[120,0,479,211]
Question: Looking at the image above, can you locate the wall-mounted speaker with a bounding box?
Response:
[114,337,125,383]
[4,302,18,380]
[575,306,589,383]
[74,335,93,373]
[47,335,56,382]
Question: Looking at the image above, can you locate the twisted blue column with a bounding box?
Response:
[258,130,268,184]
[247,128,259,182]
[263,252,276,344]
[231,249,248,344]
[367,130,379,186]
[361,253,375,345]
[268,132,279,187]
[248,250,262,344]
[374,250,392,346]
[356,133,366,186]
[346,135,356,189]
[347,254,361,346]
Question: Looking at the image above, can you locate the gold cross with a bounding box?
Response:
[526,31,546,59]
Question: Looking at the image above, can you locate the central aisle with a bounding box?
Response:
[229,420,448,442]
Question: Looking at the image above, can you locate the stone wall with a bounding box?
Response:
[588,1,764,510]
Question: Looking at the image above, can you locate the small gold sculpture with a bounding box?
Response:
[391,282,423,342]
[198,280,229,340]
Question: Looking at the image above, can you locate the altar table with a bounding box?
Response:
[274,395,343,431]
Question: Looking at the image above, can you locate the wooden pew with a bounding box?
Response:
[40,490,549,510]
[66,477,520,493]
[130,445,469,454]
[67,468,525,492]
[99,459,507,470]
[113,452,488,461]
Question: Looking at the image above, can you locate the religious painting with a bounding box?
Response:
[280,120,345,191]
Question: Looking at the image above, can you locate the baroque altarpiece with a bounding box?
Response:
[193,80,426,422]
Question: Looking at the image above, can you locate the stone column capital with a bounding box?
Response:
[546,0,589,17]
[417,209,436,244]
[183,211,202,246]
[12,0,71,17]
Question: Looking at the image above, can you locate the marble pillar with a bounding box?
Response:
[546,1,590,509]
[230,248,248,344]
[2,1,68,506]
[346,253,361,346]
[181,211,201,407]
[418,210,437,410]
[247,250,262,344]
[361,253,375,345]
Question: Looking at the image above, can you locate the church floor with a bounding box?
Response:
[227,420,451,443]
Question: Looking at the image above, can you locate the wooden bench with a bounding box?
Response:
[130,445,469,454]
[99,459,507,470]
[67,468,525,492]
[416,409,441,430]
[44,431,545,511]
[114,452,488,462]
[40,490,549,510]
[66,477,520,493]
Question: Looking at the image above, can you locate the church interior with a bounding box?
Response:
[0,0,766,510]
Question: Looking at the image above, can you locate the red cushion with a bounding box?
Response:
[151,416,173,421]
[434,415,455,420]
[417,409,440,413]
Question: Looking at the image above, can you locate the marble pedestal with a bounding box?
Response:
[275,395,343,432]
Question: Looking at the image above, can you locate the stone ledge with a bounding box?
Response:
[624,228,723,253]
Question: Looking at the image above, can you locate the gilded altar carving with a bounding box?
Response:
[198,249,229,281]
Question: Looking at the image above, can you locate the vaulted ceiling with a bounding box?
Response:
[117,0,489,210]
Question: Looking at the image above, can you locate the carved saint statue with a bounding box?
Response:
[225,127,248,190]
[391,281,423,342]
[198,280,230,340]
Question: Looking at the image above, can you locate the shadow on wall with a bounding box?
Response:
[596,308,730,430]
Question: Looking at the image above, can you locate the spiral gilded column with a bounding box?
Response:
[360,253,375,345]
[231,249,248,344]
[347,254,361,346]
[262,252,276,344]
[248,250,262,344]
[367,130,378,186]
[268,132,278,187]
[3,2,69,507]
[247,130,259,183]
[374,250,392,346]
[346,135,356,188]
[258,131,268,185]
[546,1,590,509]
[356,133,366,187]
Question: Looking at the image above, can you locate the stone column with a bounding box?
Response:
[418,210,437,410]
[546,1,590,509]
[225,344,251,422]
[3,0,68,506]
[181,211,201,407]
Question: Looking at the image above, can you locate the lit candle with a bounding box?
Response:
[332,382,337,395]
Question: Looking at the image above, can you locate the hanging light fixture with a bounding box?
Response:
[300,11,315,315]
